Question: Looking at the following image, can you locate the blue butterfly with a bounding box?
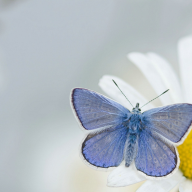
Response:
[71,84,192,178]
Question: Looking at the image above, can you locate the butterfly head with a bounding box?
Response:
[132,103,141,113]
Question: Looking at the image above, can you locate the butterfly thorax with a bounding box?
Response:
[128,114,142,134]
[126,103,142,134]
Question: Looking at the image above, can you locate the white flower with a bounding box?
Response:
[99,35,192,192]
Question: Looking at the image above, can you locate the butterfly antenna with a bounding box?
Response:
[112,79,134,108]
[140,89,169,109]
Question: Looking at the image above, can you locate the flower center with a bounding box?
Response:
[177,130,192,179]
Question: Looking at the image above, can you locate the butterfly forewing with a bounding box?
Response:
[72,88,130,130]
[142,104,192,144]
[135,130,178,177]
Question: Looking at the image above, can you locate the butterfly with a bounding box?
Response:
[71,83,192,179]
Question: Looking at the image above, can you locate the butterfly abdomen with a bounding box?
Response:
[124,133,138,167]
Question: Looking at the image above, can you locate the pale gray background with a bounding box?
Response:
[0,0,192,192]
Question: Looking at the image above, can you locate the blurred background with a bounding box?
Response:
[0,0,192,191]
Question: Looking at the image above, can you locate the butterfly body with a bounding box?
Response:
[71,88,192,179]
[123,104,145,167]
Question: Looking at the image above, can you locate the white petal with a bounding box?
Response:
[128,52,173,106]
[136,170,185,192]
[107,164,146,187]
[147,52,183,103]
[178,36,192,103]
[99,75,154,110]
[179,179,192,192]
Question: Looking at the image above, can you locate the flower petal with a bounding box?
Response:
[136,170,185,192]
[128,52,173,105]
[179,179,192,192]
[99,75,154,110]
[178,36,192,103]
[147,52,183,103]
[107,164,146,187]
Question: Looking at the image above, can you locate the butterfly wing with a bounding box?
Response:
[82,125,128,168]
[142,104,192,144]
[135,130,178,178]
[71,88,131,130]
[71,88,131,168]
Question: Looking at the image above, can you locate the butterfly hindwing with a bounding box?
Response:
[135,130,178,177]
[142,103,192,144]
[82,125,128,168]
[71,88,130,130]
